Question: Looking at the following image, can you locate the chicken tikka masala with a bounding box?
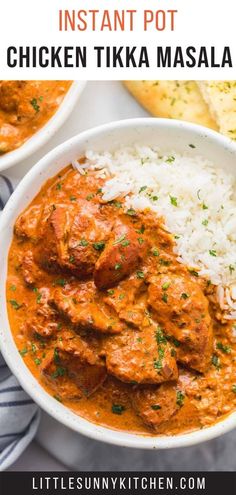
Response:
[0,81,72,154]
[7,166,236,435]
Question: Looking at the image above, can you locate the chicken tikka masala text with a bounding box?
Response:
[0,81,72,154]
[7,166,236,435]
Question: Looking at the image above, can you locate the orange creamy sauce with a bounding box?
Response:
[0,81,72,153]
[7,166,236,436]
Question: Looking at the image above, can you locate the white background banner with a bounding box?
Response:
[0,0,235,79]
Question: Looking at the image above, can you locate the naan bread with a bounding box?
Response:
[197,81,236,140]
[124,81,218,130]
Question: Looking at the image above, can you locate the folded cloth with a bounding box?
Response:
[0,175,40,471]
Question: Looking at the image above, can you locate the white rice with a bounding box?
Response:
[78,145,236,320]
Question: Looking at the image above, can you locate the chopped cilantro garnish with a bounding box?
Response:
[176,391,185,407]
[30,98,40,113]
[86,194,94,201]
[19,348,28,357]
[162,293,168,303]
[137,225,145,234]
[209,250,217,257]
[172,338,180,348]
[138,237,144,245]
[139,185,147,193]
[53,395,62,402]
[79,239,89,247]
[188,268,199,277]
[155,328,167,345]
[170,195,178,207]
[31,343,37,353]
[211,354,221,370]
[121,239,130,247]
[152,247,159,257]
[107,289,115,296]
[113,201,122,209]
[216,342,231,354]
[52,366,66,379]
[93,241,105,251]
[154,346,165,371]
[126,208,136,216]
[54,279,66,287]
[162,282,170,290]
[159,258,170,266]
[113,235,126,246]
[229,264,235,274]
[154,358,163,370]
[9,299,22,310]
[112,404,125,415]
[166,156,175,164]
[54,348,60,364]
[136,270,145,279]
[151,404,162,410]
[181,293,190,300]
[36,293,42,304]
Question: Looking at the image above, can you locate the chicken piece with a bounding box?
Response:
[26,316,58,339]
[132,382,178,430]
[14,205,43,241]
[41,334,106,400]
[119,308,145,328]
[0,81,27,113]
[157,394,201,434]
[104,274,147,328]
[33,204,75,272]
[52,282,125,334]
[94,220,145,289]
[21,251,43,286]
[44,202,111,276]
[25,287,58,338]
[148,273,213,373]
[105,325,178,384]
[67,203,111,275]
[0,81,39,124]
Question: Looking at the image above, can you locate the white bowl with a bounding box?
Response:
[0,118,236,450]
[0,81,87,172]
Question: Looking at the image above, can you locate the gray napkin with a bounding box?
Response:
[0,175,40,471]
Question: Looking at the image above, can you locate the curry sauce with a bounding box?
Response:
[7,167,236,436]
[0,81,72,154]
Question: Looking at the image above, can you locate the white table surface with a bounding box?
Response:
[5,81,236,472]
[6,80,147,471]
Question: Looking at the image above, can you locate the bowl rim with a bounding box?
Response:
[0,80,87,172]
[1,117,236,450]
